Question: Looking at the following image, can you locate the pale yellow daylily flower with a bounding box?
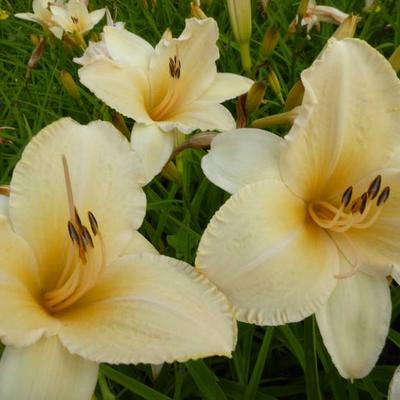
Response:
[290,0,349,35]
[15,0,64,39]
[0,118,236,399]
[196,38,400,379]
[389,366,400,400]
[50,0,105,37]
[74,18,253,183]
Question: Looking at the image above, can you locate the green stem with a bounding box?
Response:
[239,42,252,75]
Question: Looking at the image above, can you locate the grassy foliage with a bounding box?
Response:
[0,0,399,398]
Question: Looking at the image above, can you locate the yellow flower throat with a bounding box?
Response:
[42,156,106,313]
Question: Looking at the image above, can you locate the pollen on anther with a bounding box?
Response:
[88,211,98,236]
[377,186,390,206]
[81,226,94,248]
[359,193,368,214]
[67,221,79,244]
[341,186,353,207]
[368,175,382,200]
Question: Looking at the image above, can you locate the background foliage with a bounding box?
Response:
[0,0,399,398]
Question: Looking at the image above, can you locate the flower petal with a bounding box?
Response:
[103,25,153,70]
[0,194,9,217]
[10,118,146,291]
[316,263,391,379]
[201,129,283,194]
[78,58,152,123]
[196,180,339,325]
[149,18,219,111]
[88,8,106,31]
[159,102,235,134]
[281,38,400,201]
[0,336,98,400]
[131,123,175,183]
[389,366,400,400]
[120,231,158,256]
[199,73,253,103]
[0,218,59,347]
[58,254,236,364]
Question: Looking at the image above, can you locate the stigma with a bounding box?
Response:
[308,174,390,233]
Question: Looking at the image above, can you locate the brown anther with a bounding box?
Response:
[359,192,368,214]
[81,226,94,248]
[168,56,181,79]
[74,207,83,230]
[341,186,353,207]
[67,221,79,244]
[377,186,390,206]
[71,16,79,23]
[88,211,98,236]
[367,175,382,200]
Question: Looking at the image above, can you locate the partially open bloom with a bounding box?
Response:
[15,0,64,39]
[196,38,400,379]
[50,0,105,37]
[0,118,235,399]
[290,0,349,35]
[75,18,253,183]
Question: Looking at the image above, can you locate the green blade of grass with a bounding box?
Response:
[186,360,227,400]
[101,365,172,400]
[244,327,274,400]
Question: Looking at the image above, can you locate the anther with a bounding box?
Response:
[359,193,368,214]
[351,197,361,213]
[81,226,94,248]
[74,207,83,229]
[377,186,390,206]
[67,221,79,244]
[88,211,98,236]
[71,16,79,23]
[367,175,382,200]
[341,186,353,207]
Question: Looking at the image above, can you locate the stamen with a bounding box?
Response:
[359,192,368,214]
[88,211,98,236]
[368,175,381,199]
[74,207,83,230]
[62,155,75,222]
[341,186,353,207]
[81,226,94,248]
[377,186,390,206]
[71,16,79,24]
[67,221,79,245]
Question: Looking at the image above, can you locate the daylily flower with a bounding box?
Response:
[196,38,400,379]
[15,0,64,39]
[0,118,235,399]
[50,0,105,38]
[289,1,349,36]
[389,366,400,400]
[74,18,253,183]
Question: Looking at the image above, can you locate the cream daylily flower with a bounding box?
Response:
[290,0,349,34]
[196,38,400,379]
[389,366,400,400]
[0,118,235,399]
[50,0,105,37]
[74,18,253,183]
[15,0,64,39]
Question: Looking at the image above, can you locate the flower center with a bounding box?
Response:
[42,156,106,313]
[149,51,182,121]
[308,175,390,233]
[307,175,390,280]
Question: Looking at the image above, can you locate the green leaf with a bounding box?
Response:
[186,360,227,400]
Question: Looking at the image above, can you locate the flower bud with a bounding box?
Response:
[284,80,304,111]
[0,9,9,20]
[389,46,400,73]
[27,37,46,70]
[251,108,299,129]
[190,2,207,19]
[260,27,280,58]
[297,0,310,18]
[227,0,252,72]
[60,71,80,100]
[245,80,266,114]
[112,112,130,138]
[267,69,284,104]
[30,34,40,46]
[333,15,361,40]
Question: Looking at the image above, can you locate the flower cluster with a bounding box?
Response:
[2,0,400,398]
